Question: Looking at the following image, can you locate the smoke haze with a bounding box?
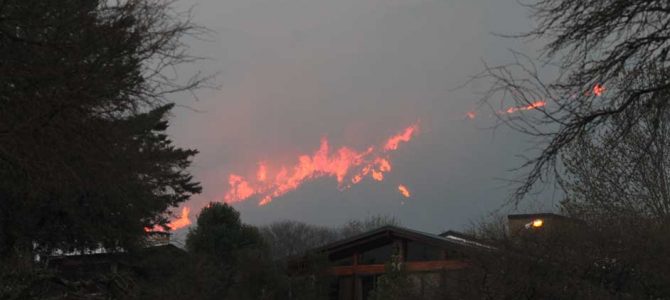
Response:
[166,0,556,234]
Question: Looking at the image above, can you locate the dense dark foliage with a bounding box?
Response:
[0,2,204,298]
[186,203,278,299]
[561,106,670,220]
[0,0,203,262]
[455,214,670,299]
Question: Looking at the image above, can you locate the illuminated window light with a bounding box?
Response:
[531,219,544,228]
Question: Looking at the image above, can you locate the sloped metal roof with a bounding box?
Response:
[314,225,495,255]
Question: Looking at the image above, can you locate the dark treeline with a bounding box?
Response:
[151,203,401,300]
[139,202,670,300]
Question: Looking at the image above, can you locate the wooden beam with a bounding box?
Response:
[405,260,469,272]
[329,260,469,276]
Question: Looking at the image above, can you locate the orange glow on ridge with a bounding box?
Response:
[223,124,419,206]
[169,207,192,230]
[145,206,192,232]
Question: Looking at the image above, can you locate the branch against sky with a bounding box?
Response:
[473,0,670,203]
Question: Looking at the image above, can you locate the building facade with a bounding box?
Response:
[293,226,492,300]
[293,213,579,300]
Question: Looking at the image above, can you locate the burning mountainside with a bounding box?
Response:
[224,124,419,206]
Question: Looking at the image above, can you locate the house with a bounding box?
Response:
[293,212,580,300]
[292,225,493,300]
[43,232,188,298]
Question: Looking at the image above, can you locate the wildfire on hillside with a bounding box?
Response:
[224,124,419,206]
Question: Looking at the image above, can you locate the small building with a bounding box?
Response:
[43,232,187,298]
[293,225,493,300]
[145,231,171,247]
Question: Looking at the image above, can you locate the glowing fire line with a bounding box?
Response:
[223,124,419,206]
[466,83,604,120]
[502,100,546,114]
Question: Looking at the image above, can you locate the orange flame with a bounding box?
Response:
[169,207,191,230]
[257,162,267,182]
[371,170,384,181]
[468,84,603,120]
[384,125,417,151]
[504,100,546,114]
[593,83,605,97]
[398,184,411,198]
[224,124,419,206]
[145,206,191,232]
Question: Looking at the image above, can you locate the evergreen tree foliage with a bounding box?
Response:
[186,203,277,299]
[0,0,203,261]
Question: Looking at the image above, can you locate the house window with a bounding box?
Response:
[332,255,353,266]
[358,242,395,265]
[406,241,441,261]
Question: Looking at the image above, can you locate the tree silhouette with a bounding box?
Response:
[0,0,205,262]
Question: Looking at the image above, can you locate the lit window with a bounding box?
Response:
[531,219,544,228]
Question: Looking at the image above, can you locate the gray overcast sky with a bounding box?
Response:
[167,0,559,234]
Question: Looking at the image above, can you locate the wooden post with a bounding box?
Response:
[352,252,358,300]
[399,239,408,262]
